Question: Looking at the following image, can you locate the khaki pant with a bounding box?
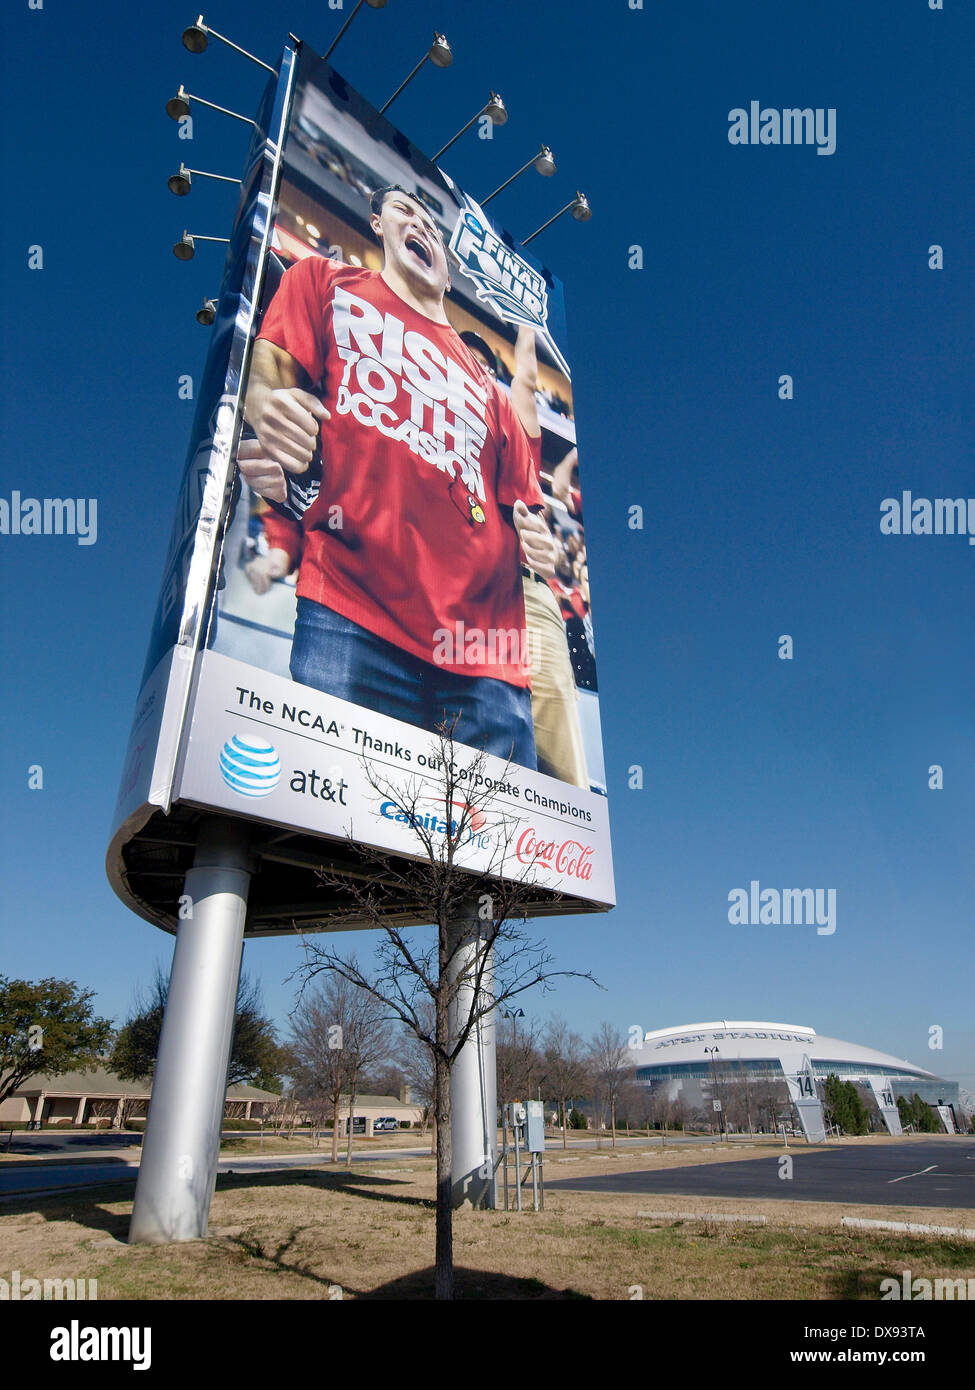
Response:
[523,576,589,789]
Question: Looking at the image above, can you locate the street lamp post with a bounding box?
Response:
[705,1046,727,1140]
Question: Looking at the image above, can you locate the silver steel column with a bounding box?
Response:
[447,904,497,1209]
[129,818,253,1244]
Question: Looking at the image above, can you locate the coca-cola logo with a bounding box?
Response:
[515,829,594,881]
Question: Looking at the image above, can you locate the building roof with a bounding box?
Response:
[337,1094,415,1109]
[631,1022,940,1081]
[5,1067,281,1102]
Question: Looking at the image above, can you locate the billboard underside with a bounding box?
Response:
[116,803,606,938]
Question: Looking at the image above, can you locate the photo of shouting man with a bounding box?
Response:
[238,184,556,769]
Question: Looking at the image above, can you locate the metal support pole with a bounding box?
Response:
[501,1115,509,1210]
[446,904,497,1209]
[129,818,253,1244]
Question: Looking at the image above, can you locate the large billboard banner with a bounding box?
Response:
[108,40,614,929]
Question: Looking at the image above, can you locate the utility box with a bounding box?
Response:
[500,1100,545,1211]
[525,1100,545,1152]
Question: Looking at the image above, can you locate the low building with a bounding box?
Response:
[301,1087,424,1130]
[0,1067,281,1128]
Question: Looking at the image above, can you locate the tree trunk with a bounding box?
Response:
[611,1099,617,1148]
[345,1072,357,1167]
[434,1051,453,1300]
[561,1096,567,1149]
[331,1094,340,1164]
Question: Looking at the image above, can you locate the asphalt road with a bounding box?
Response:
[0,1146,438,1200]
[1,1131,142,1157]
[3,1136,971,1209]
[0,1131,713,1202]
[547,1138,975,1210]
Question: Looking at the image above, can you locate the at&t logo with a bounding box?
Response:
[219,733,281,798]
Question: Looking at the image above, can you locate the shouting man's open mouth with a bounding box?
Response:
[405,232,432,268]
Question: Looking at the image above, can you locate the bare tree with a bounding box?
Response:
[263,1088,301,1137]
[397,1006,437,1153]
[721,1061,758,1136]
[671,1090,692,1134]
[291,721,597,1300]
[357,1061,408,1101]
[616,1076,648,1135]
[650,1082,675,1139]
[588,1023,628,1148]
[496,1012,542,1112]
[540,1016,588,1149]
[340,982,389,1166]
[288,976,365,1163]
[88,1095,144,1130]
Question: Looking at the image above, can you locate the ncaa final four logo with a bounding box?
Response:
[447,188,572,380]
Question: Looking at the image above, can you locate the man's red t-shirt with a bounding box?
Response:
[256,259,542,686]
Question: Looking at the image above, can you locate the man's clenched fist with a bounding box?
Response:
[236,437,287,503]
[513,499,557,578]
[251,386,330,474]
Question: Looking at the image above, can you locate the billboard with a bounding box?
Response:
[107,39,614,932]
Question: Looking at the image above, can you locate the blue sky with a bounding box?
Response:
[2,1,972,1094]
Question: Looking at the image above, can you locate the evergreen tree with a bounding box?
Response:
[843,1080,869,1135]
[909,1093,941,1133]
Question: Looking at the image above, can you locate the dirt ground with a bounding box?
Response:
[2,1137,972,1300]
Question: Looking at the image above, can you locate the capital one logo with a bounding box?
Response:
[379,798,491,848]
[515,828,594,881]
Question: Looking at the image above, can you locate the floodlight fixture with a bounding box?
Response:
[432,92,508,163]
[522,191,592,245]
[379,33,452,115]
[167,163,242,196]
[196,297,218,325]
[173,231,230,260]
[324,0,388,61]
[181,15,277,72]
[480,145,556,206]
[165,84,258,128]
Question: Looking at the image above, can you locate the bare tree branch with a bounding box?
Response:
[287,718,600,1299]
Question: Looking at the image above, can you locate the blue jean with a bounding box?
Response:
[290,598,537,770]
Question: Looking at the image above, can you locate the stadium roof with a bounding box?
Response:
[632,1021,939,1081]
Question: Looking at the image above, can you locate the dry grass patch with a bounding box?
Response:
[1,1151,972,1301]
